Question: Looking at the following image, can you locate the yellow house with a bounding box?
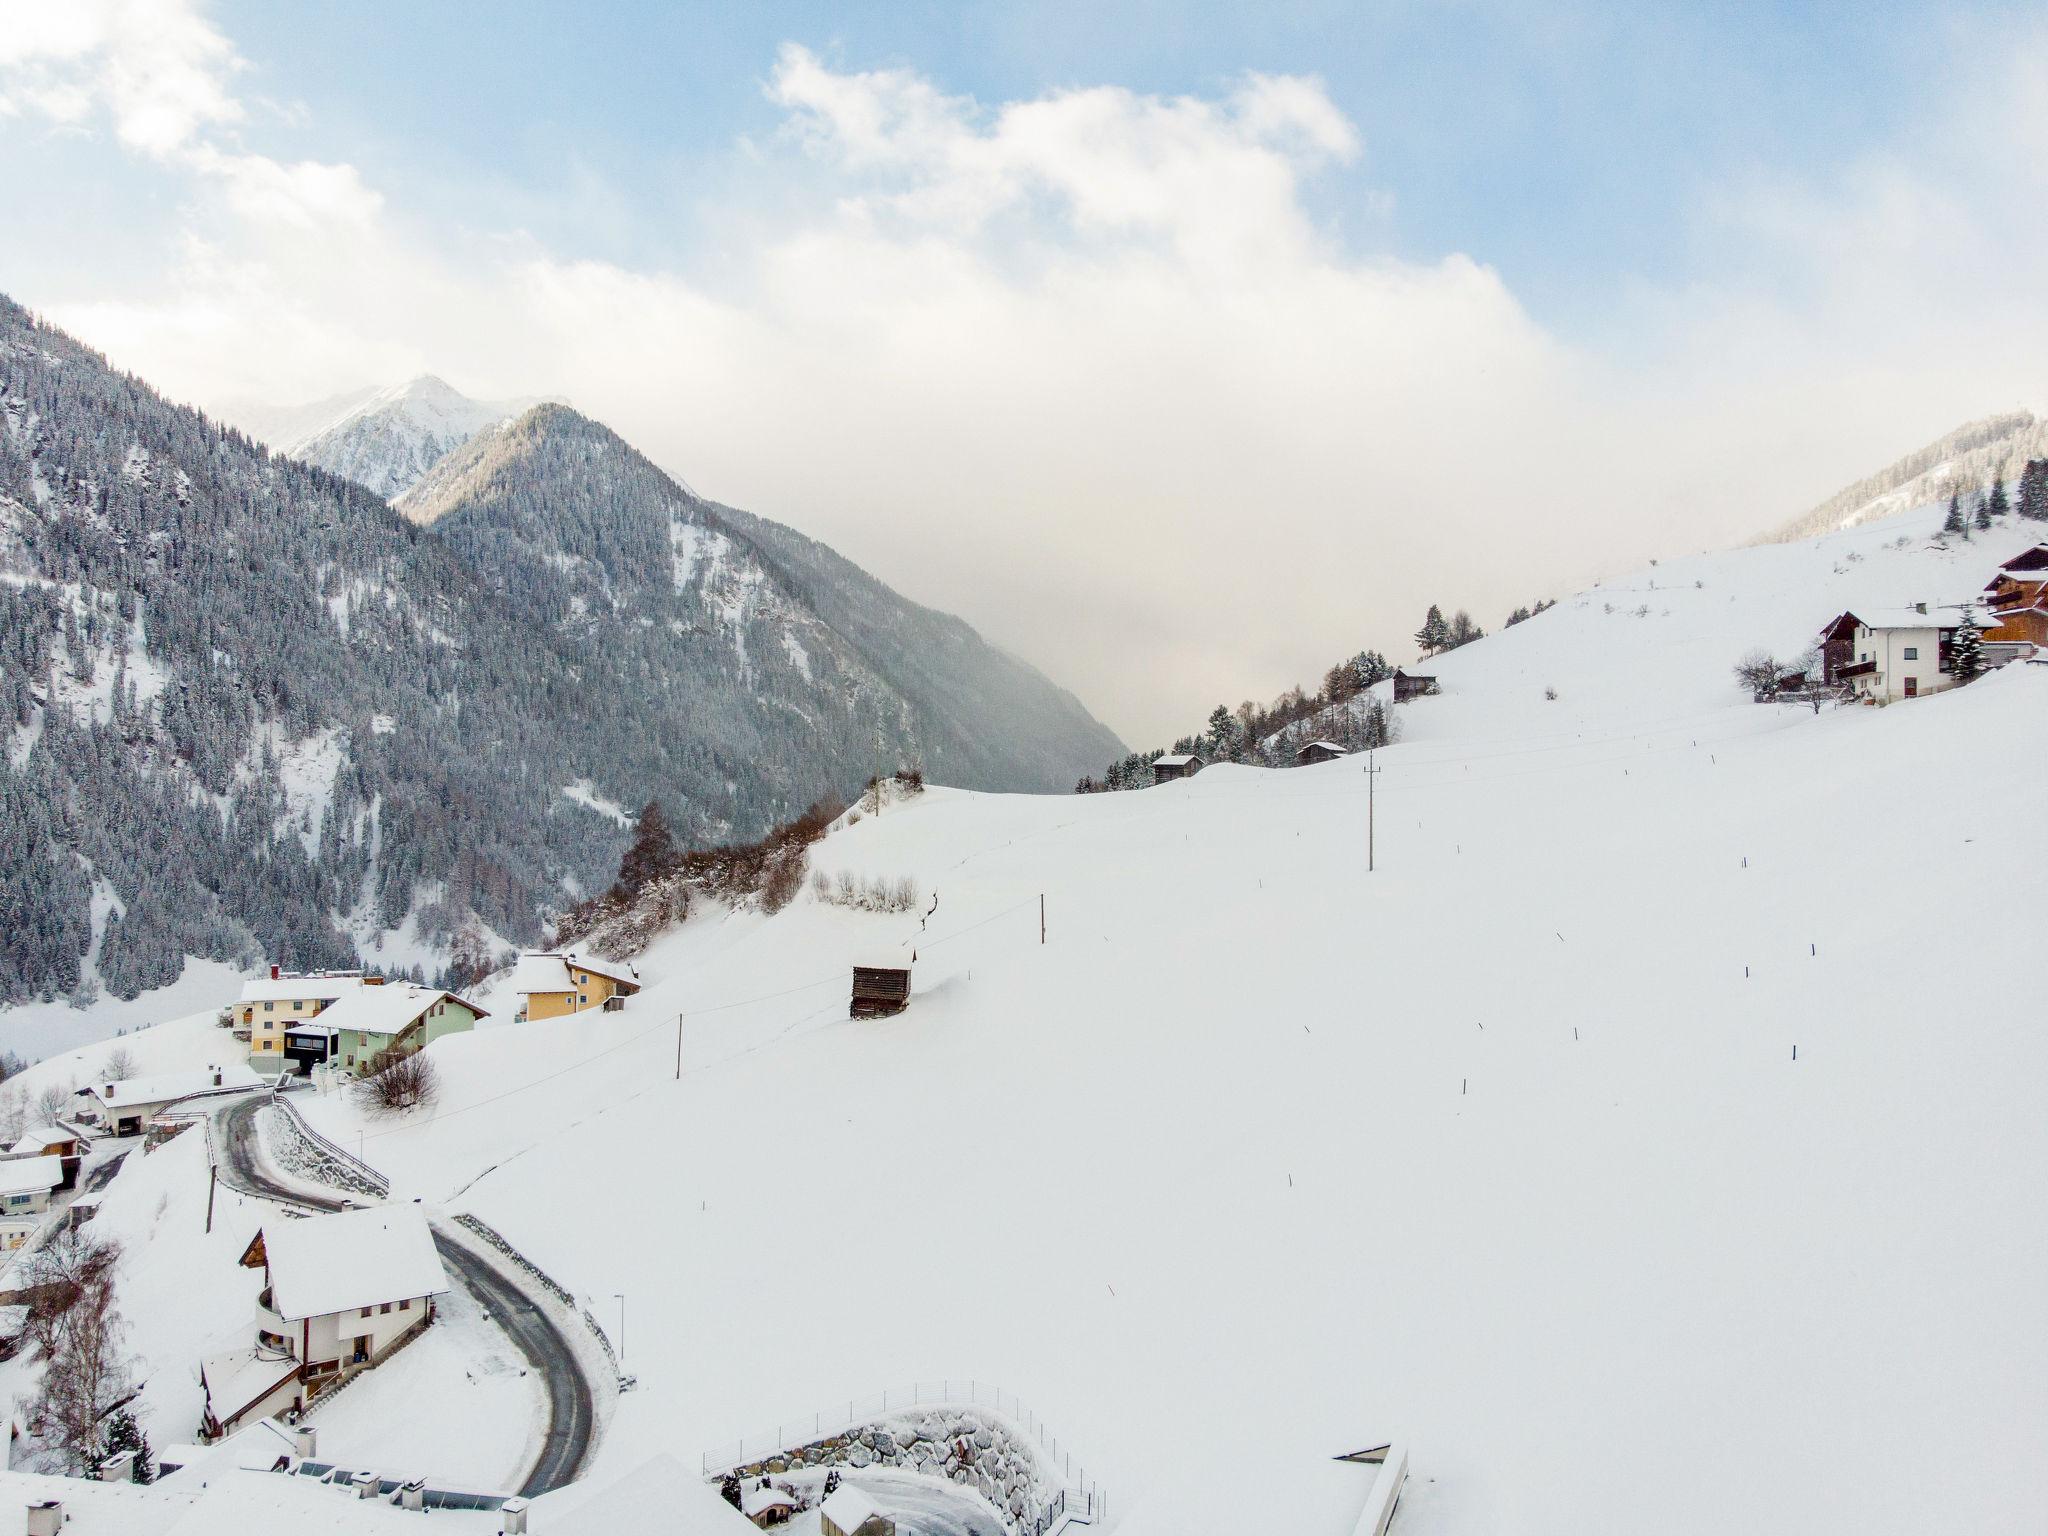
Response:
[510,951,642,1021]
[236,969,370,1068]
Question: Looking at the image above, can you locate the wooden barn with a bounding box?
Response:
[1151,753,1203,784]
[850,953,913,1019]
[1392,669,1438,702]
[1295,739,1348,766]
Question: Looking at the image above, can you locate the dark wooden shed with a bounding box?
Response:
[1151,753,1203,784]
[1392,669,1439,702]
[850,955,913,1018]
[1295,740,1348,766]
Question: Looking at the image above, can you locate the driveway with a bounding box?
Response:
[210,1092,597,1496]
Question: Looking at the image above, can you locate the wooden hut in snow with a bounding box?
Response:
[1392,669,1439,702]
[1151,753,1203,784]
[850,952,913,1019]
[1295,740,1348,766]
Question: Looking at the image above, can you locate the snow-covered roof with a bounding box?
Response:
[10,1124,81,1152]
[854,948,914,972]
[820,1484,883,1531]
[548,1454,744,1534]
[740,1484,796,1515]
[257,1205,448,1320]
[1843,604,1981,631]
[510,950,639,995]
[1153,753,1201,767]
[236,973,366,1004]
[82,1064,262,1109]
[1299,740,1348,754]
[199,1346,301,1425]
[311,983,484,1040]
[0,1155,61,1197]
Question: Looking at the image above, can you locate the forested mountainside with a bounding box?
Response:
[0,296,1120,1006]
[1764,410,2048,543]
[405,404,1124,801]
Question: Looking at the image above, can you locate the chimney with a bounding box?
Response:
[500,1497,530,1535]
[294,1425,317,1460]
[400,1479,426,1512]
[1914,601,1928,614]
[354,1471,381,1500]
[98,1449,137,1483]
[270,964,280,980]
[211,1068,223,1087]
[25,1504,62,1536]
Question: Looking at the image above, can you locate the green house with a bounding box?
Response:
[315,983,487,1076]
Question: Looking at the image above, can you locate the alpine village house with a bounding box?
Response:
[200,1205,449,1440]
[509,951,642,1021]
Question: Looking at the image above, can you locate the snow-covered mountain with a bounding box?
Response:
[1763,409,2048,543]
[245,375,554,501]
[10,495,2042,1535]
[0,295,1121,1041]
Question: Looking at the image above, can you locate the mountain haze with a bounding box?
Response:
[247,375,553,501]
[0,296,1119,1018]
[1763,409,2048,543]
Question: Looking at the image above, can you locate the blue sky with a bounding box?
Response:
[3,2,2045,740]
[195,0,1966,325]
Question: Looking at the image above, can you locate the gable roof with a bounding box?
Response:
[1298,740,1348,755]
[254,1205,447,1320]
[312,983,484,1041]
[9,1124,81,1154]
[1998,544,2048,571]
[236,973,366,1005]
[0,1156,61,1197]
[81,1063,263,1109]
[1153,753,1201,768]
[509,950,640,996]
[820,1485,882,1531]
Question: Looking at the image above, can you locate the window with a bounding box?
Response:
[361,1306,371,1318]
[399,1298,411,1311]
[263,1001,274,1013]
[1903,677,1919,698]
[380,1302,392,1314]
[1903,646,1918,661]
[578,994,588,1006]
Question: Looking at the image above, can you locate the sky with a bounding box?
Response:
[3,1,2047,745]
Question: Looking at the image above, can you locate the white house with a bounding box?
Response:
[0,1156,63,1218]
[73,1064,263,1137]
[232,969,369,1069]
[1819,603,1981,703]
[200,1205,448,1440]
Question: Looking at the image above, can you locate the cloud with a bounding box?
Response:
[7,24,2048,744]
[0,0,243,157]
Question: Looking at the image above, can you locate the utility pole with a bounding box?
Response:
[674,1013,684,1081]
[1039,894,1046,945]
[205,1162,217,1234]
[613,1292,626,1367]
[1366,751,1381,872]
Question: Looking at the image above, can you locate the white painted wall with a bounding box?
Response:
[1851,624,1951,703]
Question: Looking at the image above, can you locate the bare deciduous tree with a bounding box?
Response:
[102,1047,137,1083]
[22,1232,133,1476]
[35,1084,71,1124]
[1733,649,1783,698]
[352,1051,440,1115]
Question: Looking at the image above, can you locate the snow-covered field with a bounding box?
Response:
[11,502,2044,1534]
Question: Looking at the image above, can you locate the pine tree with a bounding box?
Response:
[1949,619,1985,684]
[1986,475,2010,522]
[1204,704,1235,758]
[101,1404,152,1483]
[2019,459,2048,521]
[1414,605,1450,657]
[1943,491,1965,536]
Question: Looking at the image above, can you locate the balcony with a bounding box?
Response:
[256,1287,295,1351]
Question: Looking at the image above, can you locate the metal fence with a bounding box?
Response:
[268,1091,391,1198]
[701,1379,1102,1529]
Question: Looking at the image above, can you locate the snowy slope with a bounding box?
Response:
[258,376,554,502]
[282,503,2044,1532]
[48,501,2048,1533]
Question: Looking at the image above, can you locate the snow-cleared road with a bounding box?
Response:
[211,1093,595,1496]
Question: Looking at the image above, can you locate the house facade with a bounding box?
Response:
[1818,604,1979,703]
[1981,545,2048,649]
[0,1156,62,1218]
[234,970,368,1071]
[313,984,486,1076]
[74,1064,264,1137]
[510,952,641,1022]
[200,1205,448,1440]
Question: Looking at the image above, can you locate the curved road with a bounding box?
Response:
[212,1093,597,1496]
